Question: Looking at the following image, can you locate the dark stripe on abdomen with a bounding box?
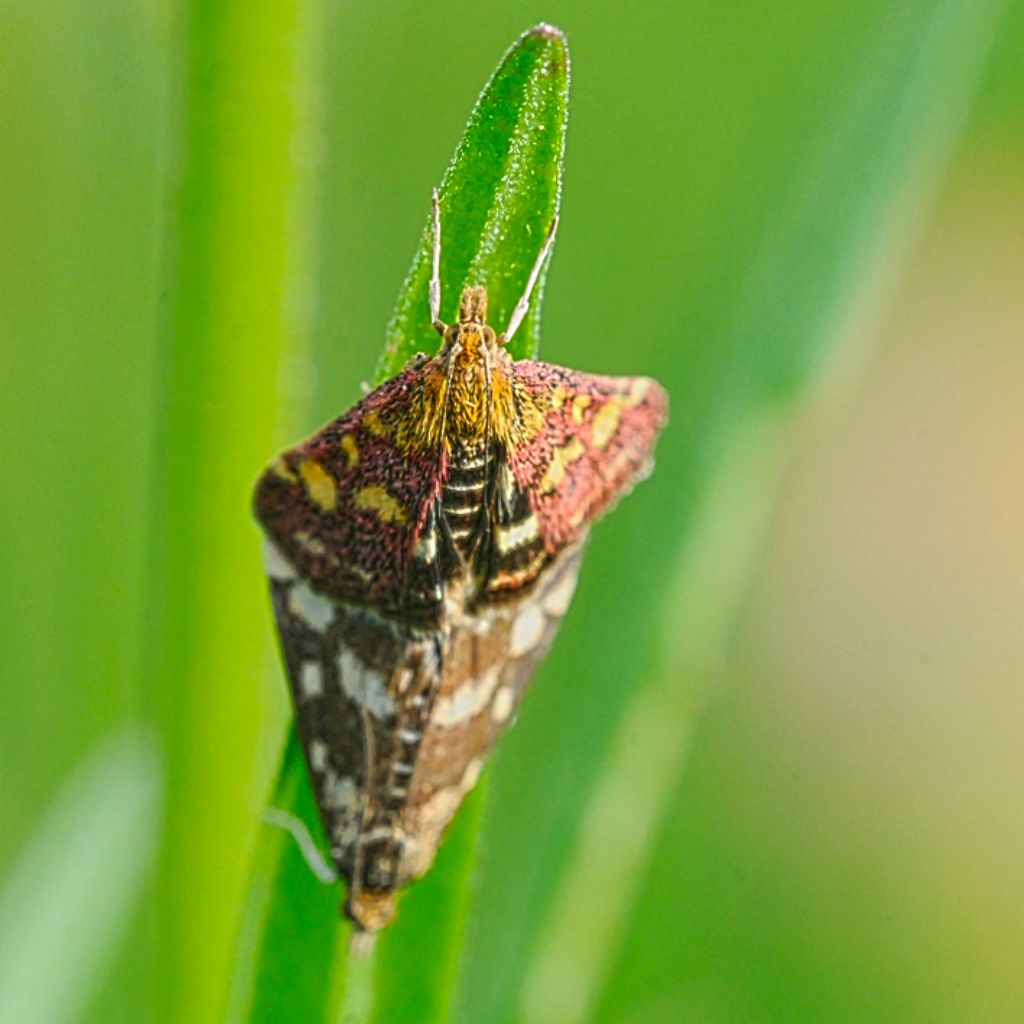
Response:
[442,444,494,556]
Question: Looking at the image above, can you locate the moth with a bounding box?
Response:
[254,192,667,934]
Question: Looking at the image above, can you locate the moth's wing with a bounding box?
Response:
[264,536,586,923]
[486,361,667,596]
[254,361,443,622]
[402,540,586,881]
[263,547,437,897]
[264,559,369,879]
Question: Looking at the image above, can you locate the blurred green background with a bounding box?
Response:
[1,2,1021,1022]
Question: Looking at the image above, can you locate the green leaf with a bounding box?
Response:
[227,24,569,1022]
[378,22,569,377]
[225,732,341,1023]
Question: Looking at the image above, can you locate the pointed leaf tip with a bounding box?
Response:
[378,23,570,380]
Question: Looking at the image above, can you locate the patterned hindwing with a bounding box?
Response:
[264,540,443,932]
[264,548,371,882]
[265,536,584,932]
[253,360,446,626]
[397,540,585,884]
[486,361,667,594]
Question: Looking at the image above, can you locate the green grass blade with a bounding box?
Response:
[231,24,569,1023]
[369,781,488,1024]
[225,732,341,1023]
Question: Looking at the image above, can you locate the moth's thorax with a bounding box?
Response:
[427,286,516,447]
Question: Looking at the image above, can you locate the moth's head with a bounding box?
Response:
[442,285,498,358]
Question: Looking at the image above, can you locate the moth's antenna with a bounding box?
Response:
[499,214,559,345]
[430,189,445,335]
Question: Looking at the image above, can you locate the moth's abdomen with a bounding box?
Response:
[441,442,494,561]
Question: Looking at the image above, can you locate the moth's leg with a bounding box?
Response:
[264,806,339,885]
[430,188,446,336]
[498,214,559,345]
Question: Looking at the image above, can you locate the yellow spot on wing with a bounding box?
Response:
[271,457,297,482]
[590,399,622,449]
[340,434,359,468]
[571,394,592,423]
[364,411,389,437]
[354,485,407,524]
[540,436,586,493]
[298,459,337,511]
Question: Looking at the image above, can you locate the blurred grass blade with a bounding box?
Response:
[457,2,1010,1022]
[521,414,793,1024]
[230,24,569,1023]
[0,728,161,1024]
[145,1,327,1020]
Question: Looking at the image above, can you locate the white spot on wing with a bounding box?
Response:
[403,783,460,878]
[434,665,501,727]
[462,757,484,791]
[299,661,323,698]
[289,580,335,632]
[542,570,578,618]
[510,604,545,657]
[309,739,329,772]
[404,755,487,878]
[491,685,514,724]
[322,772,361,848]
[264,541,297,581]
[337,647,396,719]
[323,773,358,812]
